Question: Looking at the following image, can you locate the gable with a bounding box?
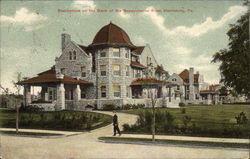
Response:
[138,44,158,68]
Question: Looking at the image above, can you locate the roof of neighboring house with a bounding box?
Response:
[155,65,168,73]
[179,69,199,83]
[200,90,219,94]
[131,78,171,86]
[200,84,220,94]
[90,22,135,47]
[131,61,147,69]
[18,67,92,85]
[132,46,145,55]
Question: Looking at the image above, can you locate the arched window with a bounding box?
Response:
[69,51,72,60]
[73,51,77,60]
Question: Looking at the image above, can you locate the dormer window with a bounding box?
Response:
[113,48,120,57]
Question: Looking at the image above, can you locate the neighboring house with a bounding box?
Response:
[18,22,180,110]
[168,67,218,104]
[200,84,220,105]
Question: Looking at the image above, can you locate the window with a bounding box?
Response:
[113,64,120,76]
[177,86,180,90]
[101,86,106,98]
[126,65,130,76]
[69,51,72,60]
[73,51,77,60]
[147,57,151,65]
[60,68,66,74]
[49,89,53,101]
[81,66,86,77]
[135,70,141,78]
[113,48,120,57]
[125,51,129,58]
[100,52,106,57]
[100,65,106,76]
[113,84,121,97]
[81,90,86,99]
[172,78,177,81]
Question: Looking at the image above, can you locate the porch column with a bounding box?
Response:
[23,84,31,106]
[74,84,81,101]
[56,83,65,110]
[169,87,172,102]
[207,94,212,104]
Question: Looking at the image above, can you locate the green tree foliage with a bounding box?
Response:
[212,9,250,98]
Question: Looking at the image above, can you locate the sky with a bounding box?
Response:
[0,0,248,93]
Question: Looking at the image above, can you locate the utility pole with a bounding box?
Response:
[15,99,21,134]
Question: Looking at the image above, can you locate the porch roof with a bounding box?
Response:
[131,61,146,69]
[131,78,171,86]
[200,90,219,94]
[18,67,93,85]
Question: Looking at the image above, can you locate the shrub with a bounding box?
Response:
[19,105,44,112]
[181,108,186,114]
[102,104,116,110]
[235,112,248,125]
[179,103,186,107]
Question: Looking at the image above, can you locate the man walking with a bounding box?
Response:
[113,111,121,136]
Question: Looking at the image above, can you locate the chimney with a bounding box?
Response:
[189,67,194,84]
[61,33,71,51]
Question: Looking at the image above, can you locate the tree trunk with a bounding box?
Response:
[152,105,155,142]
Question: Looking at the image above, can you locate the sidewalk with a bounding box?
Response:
[112,134,249,144]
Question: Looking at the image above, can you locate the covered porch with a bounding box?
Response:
[200,90,220,105]
[130,78,180,108]
[18,67,93,111]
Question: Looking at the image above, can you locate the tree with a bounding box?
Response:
[212,8,250,99]
[12,72,22,95]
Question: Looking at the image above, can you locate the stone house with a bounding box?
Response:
[168,67,220,104]
[19,22,180,110]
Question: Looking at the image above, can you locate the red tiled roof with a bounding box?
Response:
[38,66,55,75]
[78,44,89,53]
[200,84,220,94]
[132,46,145,55]
[90,22,135,47]
[131,78,170,86]
[179,69,199,83]
[131,61,146,69]
[200,90,219,94]
[155,65,168,73]
[18,68,92,85]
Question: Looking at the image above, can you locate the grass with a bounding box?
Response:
[99,136,250,149]
[120,104,250,138]
[0,109,112,131]
[0,130,63,136]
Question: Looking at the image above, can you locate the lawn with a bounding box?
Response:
[121,104,250,138]
[0,109,112,131]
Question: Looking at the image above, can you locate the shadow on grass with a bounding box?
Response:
[0,130,64,137]
[98,137,250,149]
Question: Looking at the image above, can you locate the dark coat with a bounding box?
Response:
[113,114,118,126]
